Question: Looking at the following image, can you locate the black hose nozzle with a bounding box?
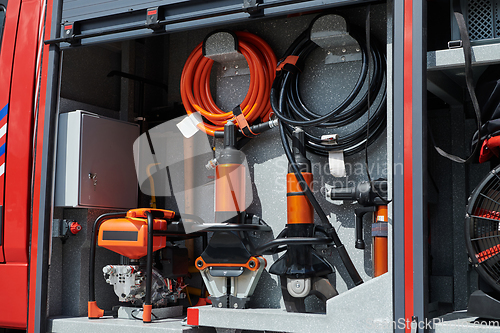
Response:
[327,180,387,249]
[354,206,376,250]
[328,180,388,206]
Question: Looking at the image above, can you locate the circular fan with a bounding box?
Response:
[466,166,500,293]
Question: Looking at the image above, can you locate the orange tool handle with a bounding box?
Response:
[373,205,388,277]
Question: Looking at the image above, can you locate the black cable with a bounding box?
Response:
[364,5,373,184]
[279,123,363,286]
[89,212,127,303]
[145,212,154,312]
[131,309,159,321]
[271,14,387,156]
[256,237,331,255]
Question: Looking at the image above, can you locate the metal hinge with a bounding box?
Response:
[62,22,81,46]
[243,0,263,17]
[146,7,163,32]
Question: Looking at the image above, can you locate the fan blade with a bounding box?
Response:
[471,215,500,224]
[477,244,500,263]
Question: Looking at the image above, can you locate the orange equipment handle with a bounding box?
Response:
[373,205,388,277]
[88,301,104,319]
[286,172,314,225]
[143,304,152,323]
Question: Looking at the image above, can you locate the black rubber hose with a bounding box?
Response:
[279,123,363,286]
[255,237,331,255]
[270,19,387,156]
[145,211,154,311]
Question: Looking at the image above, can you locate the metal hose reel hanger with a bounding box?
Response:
[181,29,278,138]
[271,13,387,168]
[256,13,387,313]
[180,30,276,310]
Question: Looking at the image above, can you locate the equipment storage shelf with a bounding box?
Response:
[43,1,396,333]
[425,0,500,332]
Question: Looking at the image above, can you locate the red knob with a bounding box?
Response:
[69,222,82,235]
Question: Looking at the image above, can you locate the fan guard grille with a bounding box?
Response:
[467,167,500,292]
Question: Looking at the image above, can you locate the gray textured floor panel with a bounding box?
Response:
[431,312,500,333]
[48,316,214,333]
[192,273,392,333]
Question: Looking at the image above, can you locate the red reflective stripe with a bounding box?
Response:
[404,0,414,331]
[64,24,72,30]
[187,307,200,326]
[148,9,157,15]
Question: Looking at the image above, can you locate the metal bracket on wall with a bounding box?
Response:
[204,31,250,78]
[310,14,362,65]
[52,219,82,243]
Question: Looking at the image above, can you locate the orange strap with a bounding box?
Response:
[233,105,257,137]
[276,55,300,72]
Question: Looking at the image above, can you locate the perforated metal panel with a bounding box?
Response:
[467,0,494,40]
[495,0,500,37]
[451,0,500,43]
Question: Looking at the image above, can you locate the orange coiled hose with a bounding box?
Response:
[181,31,277,136]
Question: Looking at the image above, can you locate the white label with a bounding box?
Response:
[328,150,346,177]
[176,112,203,138]
[321,134,338,145]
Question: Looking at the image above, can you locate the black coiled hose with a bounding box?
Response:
[270,15,387,156]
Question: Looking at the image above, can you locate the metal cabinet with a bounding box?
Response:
[55,110,139,209]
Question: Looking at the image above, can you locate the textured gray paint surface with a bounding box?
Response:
[430,312,500,333]
[48,316,215,333]
[195,274,392,333]
[391,0,405,329]
[49,208,122,316]
[428,43,500,70]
